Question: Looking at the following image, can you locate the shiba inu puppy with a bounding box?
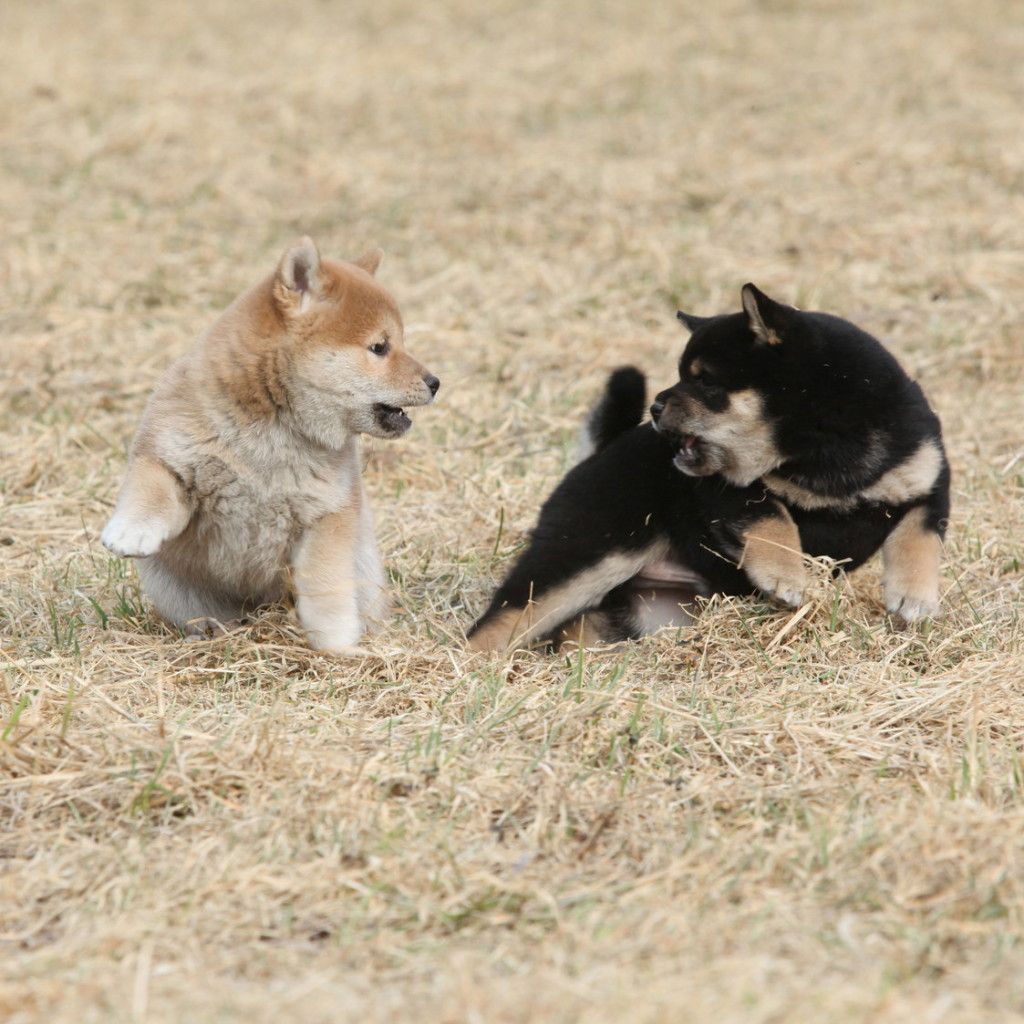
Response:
[468,285,949,652]
[101,238,440,652]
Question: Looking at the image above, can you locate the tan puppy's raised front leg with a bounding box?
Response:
[102,455,192,558]
[882,506,942,622]
[292,510,368,653]
[739,503,806,608]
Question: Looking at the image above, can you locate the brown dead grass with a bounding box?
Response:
[2,0,1024,1021]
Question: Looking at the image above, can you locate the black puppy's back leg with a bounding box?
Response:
[467,537,666,652]
[552,580,702,650]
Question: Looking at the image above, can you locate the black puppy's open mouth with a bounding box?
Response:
[373,403,412,435]
[673,433,704,471]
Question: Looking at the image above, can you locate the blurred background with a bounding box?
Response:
[2,2,1023,1021]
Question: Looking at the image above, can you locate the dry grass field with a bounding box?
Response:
[2,0,1024,1020]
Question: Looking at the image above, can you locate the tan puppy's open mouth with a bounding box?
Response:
[373,402,412,436]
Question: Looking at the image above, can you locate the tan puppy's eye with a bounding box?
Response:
[369,336,390,357]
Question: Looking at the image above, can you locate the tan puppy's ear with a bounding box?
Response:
[741,283,794,346]
[276,237,322,314]
[353,247,384,276]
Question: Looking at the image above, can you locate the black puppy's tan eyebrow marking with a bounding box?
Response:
[689,359,704,378]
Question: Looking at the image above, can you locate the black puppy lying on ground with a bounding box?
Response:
[468,284,950,652]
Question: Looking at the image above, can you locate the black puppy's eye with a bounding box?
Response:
[369,336,390,357]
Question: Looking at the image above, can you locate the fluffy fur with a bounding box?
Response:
[102,238,440,651]
[468,285,950,652]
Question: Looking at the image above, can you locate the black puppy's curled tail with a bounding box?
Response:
[578,366,647,459]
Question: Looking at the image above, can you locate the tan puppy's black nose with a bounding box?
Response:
[425,375,441,396]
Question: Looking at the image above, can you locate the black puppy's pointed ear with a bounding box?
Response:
[676,310,712,334]
[741,283,795,346]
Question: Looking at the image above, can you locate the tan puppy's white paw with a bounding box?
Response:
[308,635,371,657]
[302,617,364,655]
[101,514,173,558]
[325,644,373,658]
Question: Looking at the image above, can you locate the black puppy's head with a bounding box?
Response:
[651,284,799,486]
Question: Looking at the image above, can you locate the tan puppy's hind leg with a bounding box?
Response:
[292,510,367,653]
[135,556,247,634]
[102,455,192,558]
[883,506,942,622]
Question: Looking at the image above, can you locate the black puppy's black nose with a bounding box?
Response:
[425,375,441,396]
[650,400,665,421]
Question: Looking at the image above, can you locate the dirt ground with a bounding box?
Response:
[2,1,1023,1021]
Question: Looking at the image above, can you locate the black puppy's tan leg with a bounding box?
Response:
[468,547,662,653]
[554,611,612,650]
[101,454,192,558]
[882,506,942,622]
[739,504,806,608]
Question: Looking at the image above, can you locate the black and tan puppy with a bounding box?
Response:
[468,285,950,652]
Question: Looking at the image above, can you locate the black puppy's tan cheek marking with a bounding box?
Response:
[700,386,757,420]
[694,388,783,485]
[725,389,763,419]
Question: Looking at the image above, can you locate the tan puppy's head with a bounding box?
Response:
[273,238,439,443]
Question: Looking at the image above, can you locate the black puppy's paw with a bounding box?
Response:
[884,588,939,624]
[751,569,806,609]
[739,511,807,609]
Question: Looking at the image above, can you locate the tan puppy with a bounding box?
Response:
[101,238,439,652]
